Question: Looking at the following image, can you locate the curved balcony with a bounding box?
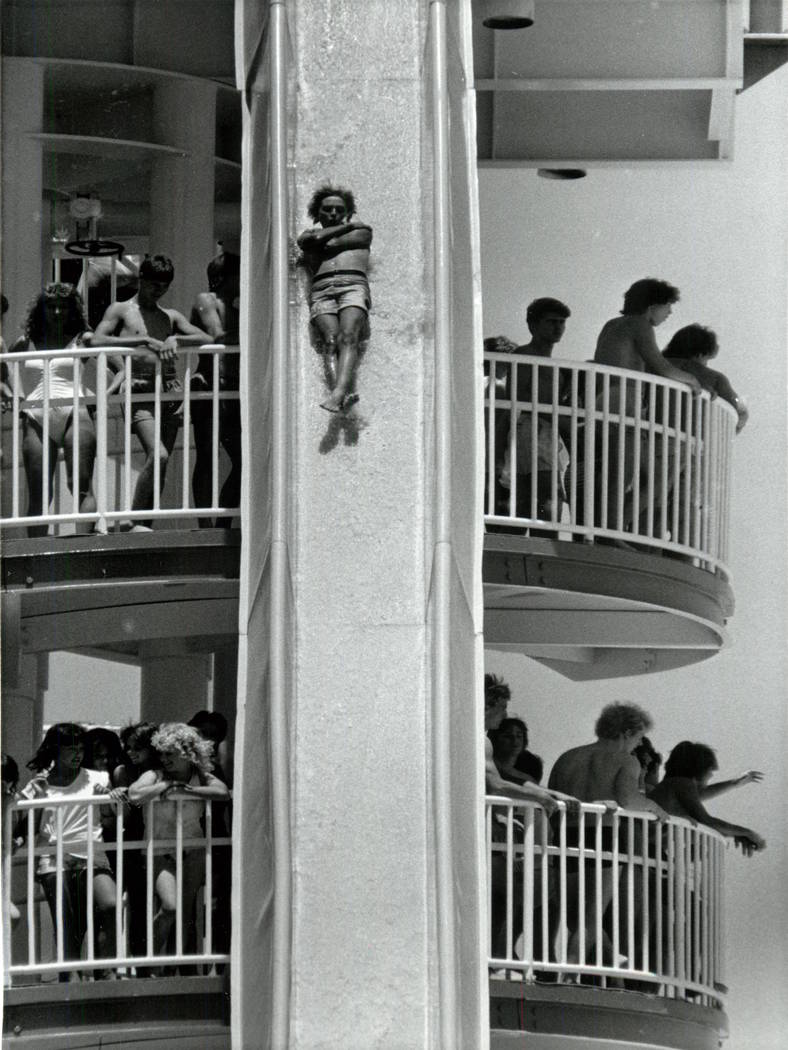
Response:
[486,795,728,1050]
[483,353,738,677]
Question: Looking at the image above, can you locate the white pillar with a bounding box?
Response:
[0,59,45,338]
[150,78,217,311]
[0,651,47,773]
[139,641,212,724]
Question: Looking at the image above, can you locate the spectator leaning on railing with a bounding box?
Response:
[500,298,572,534]
[128,722,229,971]
[593,279,702,542]
[85,255,211,529]
[489,716,544,786]
[650,742,765,856]
[7,285,97,537]
[662,324,749,433]
[16,723,119,981]
[548,702,668,966]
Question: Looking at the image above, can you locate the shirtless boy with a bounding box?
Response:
[297,184,372,413]
[593,279,701,538]
[190,251,241,527]
[88,255,210,525]
[548,702,667,965]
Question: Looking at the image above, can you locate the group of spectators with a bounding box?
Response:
[484,673,765,974]
[0,249,241,536]
[484,278,748,545]
[2,710,232,981]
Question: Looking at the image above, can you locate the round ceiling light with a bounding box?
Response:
[537,169,588,180]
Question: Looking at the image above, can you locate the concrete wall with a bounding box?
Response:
[479,66,788,1050]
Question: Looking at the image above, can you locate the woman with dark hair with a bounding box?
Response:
[650,741,765,855]
[663,324,748,432]
[83,728,126,779]
[8,284,96,536]
[17,723,118,979]
[490,716,544,785]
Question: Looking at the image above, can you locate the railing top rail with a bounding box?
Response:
[2,343,237,361]
[11,791,232,809]
[483,350,738,419]
[485,793,727,842]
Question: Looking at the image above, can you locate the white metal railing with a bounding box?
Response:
[484,354,737,574]
[486,796,726,1007]
[0,344,240,533]
[3,793,231,981]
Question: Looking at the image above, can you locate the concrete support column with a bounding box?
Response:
[0,59,45,338]
[212,642,238,783]
[234,3,485,1049]
[150,79,217,310]
[139,641,212,724]
[0,652,47,771]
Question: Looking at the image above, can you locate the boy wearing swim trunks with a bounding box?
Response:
[88,255,210,527]
[548,703,667,966]
[297,184,372,413]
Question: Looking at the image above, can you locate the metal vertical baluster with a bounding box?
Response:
[95,352,108,533]
[509,362,518,520]
[205,800,213,967]
[175,798,184,959]
[12,360,21,518]
[529,361,538,523]
[182,352,194,511]
[55,808,64,966]
[86,804,95,968]
[153,362,162,512]
[27,809,36,966]
[212,354,220,512]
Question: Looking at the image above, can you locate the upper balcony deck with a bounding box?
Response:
[1,345,738,679]
[482,351,738,678]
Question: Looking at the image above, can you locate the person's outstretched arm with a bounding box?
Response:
[707,367,749,432]
[700,769,762,800]
[670,778,765,852]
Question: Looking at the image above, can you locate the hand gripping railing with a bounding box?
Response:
[3,792,231,981]
[486,795,726,1007]
[0,344,240,534]
[484,354,737,574]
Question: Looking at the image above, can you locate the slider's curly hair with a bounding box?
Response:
[307,184,357,222]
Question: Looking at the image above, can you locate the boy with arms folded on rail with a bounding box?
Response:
[86,255,211,527]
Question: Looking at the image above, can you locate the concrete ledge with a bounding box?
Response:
[3,977,230,1050]
[490,980,728,1050]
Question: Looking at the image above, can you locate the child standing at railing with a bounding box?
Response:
[128,723,229,971]
[16,723,118,981]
